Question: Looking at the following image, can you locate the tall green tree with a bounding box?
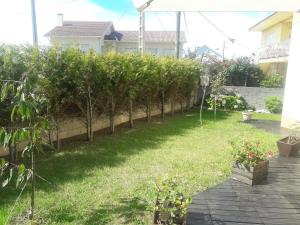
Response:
[224,57,264,87]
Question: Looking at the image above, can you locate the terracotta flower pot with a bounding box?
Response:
[231,160,269,185]
[277,137,300,157]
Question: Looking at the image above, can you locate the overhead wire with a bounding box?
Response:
[183,12,190,43]
[154,12,167,31]
[197,12,256,53]
[15,0,80,15]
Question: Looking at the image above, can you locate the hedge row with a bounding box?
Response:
[0,45,201,145]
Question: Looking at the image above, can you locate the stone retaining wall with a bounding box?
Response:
[222,86,284,111]
[0,94,197,157]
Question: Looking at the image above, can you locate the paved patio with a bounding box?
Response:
[248,119,289,136]
[187,156,300,225]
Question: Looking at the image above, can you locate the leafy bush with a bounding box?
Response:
[206,95,247,111]
[231,140,273,167]
[153,177,191,225]
[224,57,265,87]
[260,74,284,88]
[265,96,283,113]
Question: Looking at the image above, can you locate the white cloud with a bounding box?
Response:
[0,0,269,58]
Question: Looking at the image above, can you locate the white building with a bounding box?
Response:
[45,14,186,57]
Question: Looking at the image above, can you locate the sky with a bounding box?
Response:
[0,0,272,58]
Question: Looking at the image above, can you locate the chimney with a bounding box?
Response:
[57,13,64,26]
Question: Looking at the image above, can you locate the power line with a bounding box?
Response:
[154,13,167,31]
[114,9,130,25]
[198,12,234,42]
[197,12,255,53]
[183,12,190,43]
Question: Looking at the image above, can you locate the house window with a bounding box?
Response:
[146,48,158,55]
[265,33,276,46]
[80,44,90,52]
[124,48,138,53]
[163,49,175,56]
[61,43,72,50]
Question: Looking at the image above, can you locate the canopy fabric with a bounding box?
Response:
[133,0,300,12]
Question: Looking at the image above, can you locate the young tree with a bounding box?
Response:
[100,53,128,134]
[0,45,27,163]
[0,47,48,223]
[209,65,226,120]
[224,57,264,87]
[123,54,142,128]
[139,55,159,122]
[39,46,66,149]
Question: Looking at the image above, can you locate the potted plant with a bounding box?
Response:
[277,124,300,157]
[231,140,273,185]
[242,110,253,122]
[153,177,191,225]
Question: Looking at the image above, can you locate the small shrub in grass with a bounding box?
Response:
[206,95,247,111]
[153,177,191,225]
[265,96,283,113]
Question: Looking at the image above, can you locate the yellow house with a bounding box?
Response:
[249,12,293,77]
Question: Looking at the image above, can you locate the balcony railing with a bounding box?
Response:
[258,41,290,60]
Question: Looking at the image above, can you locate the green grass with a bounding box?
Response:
[0,110,281,225]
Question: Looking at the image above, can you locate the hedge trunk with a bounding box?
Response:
[180,101,184,113]
[85,85,94,142]
[129,98,134,128]
[55,121,61,150]
[170,98,175,116]
[29,132,35,223]
[186,97,191,111]
[160,90,165,119]
[146,95,152,123]
[8,144,17,164]
[110,95,115,134]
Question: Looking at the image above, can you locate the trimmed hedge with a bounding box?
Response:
[0,45,201,143]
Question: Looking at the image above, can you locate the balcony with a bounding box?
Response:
[258,41,290,61]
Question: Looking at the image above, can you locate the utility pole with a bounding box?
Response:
[138,11,145,55]
[138,0,154,55]
[175,11,181,59]
[31,0,38,46]
[222,40,225,62]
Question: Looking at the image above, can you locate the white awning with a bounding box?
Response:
[133,0,300,12]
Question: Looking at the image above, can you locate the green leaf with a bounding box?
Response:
[0,129,6,145]
[2,178,9,188]
[3,133,11,147]
[2,168,13,188]
[0,159,5,168]
[11,105,17,122]
[17,164,25,175]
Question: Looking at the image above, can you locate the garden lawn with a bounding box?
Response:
[0,110,281,225]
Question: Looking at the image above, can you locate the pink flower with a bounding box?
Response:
[248,152,255,160]
[266,151,273,158]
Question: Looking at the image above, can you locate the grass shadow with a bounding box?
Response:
[83,197,149,225]
[0,110,231,209]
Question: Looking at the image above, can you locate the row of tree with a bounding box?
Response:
[0,45,201,149]
[0,45,201,223]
